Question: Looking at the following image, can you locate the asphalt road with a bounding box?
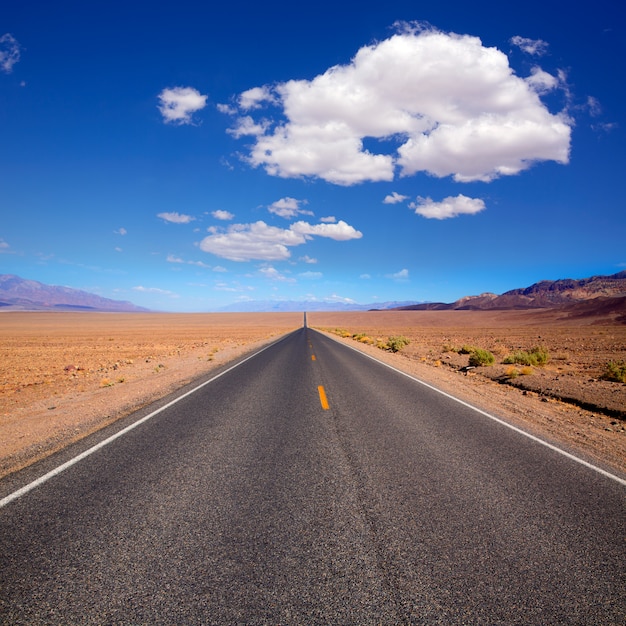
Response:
[1,326,624,624]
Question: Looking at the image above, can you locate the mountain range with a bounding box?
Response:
[1,271,625,314]
[392,271,626,311]
[0,275,149,312]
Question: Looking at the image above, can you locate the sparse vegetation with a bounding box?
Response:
[459,344,477,355]
[600,361,626,383]
[505,366,519,379]
[503,346,549,367]
[468,348,495,367]
[386,335,410,353]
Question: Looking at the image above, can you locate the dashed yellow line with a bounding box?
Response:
[311,354,316,361]
[318,385,330,410]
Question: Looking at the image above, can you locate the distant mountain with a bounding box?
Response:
[395,271,626,311]
[217,299,423,313]
[0,275,150,312]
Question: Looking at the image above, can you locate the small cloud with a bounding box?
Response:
[383,192,408,204]
[158,211,195,224]
[238,86,276,110]
[133,286,178,297]
[0,239,10,251]
[268,197,313,219]
[114,247,123,252]
[157,86,208,125]
[166,254,185,264]
[592,122,618,133]
[114,227,127,236]
[320,216,337,223]
[291,220,363,241]
[299,271,323,279]
[217,103,237,115]
[510,35,549,56]
[410,194,486,219]
[360,274,371,279]
[259,266,293,282]
[327,293,357,304]
[388,268,410,281]
[300,255,318,264]
[212,209,234,220]
[188,260,211,268]
[0,34,21,74]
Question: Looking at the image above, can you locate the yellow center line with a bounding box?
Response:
[318,385,330,410]
[311,354,316,361]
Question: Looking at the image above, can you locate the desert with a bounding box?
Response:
[1,309,625,480]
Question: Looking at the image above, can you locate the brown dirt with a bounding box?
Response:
[1,310,624,481]
[0,312,301,478]
[308,309,626,477]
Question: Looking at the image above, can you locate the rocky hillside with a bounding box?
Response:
[0,275,149,312]
[397,271,626,311]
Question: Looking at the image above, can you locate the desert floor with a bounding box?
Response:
[1,310,624,479]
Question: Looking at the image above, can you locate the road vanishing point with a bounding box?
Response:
[1,322,624,624]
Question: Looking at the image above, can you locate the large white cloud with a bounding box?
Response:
[224,23,571,185]
[158,86,207,125]
[199,219,361,262]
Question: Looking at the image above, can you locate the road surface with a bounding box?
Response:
[1,326,624,624]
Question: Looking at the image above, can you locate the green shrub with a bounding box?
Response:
[459,345,477,355]
[386,335,410,353]
[468,348,495,367]
[600,361,626,383]
[503,346,549,367]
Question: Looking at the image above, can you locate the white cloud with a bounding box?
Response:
[166,254,185,263]
[0,34,20,73]
[511,35,549,56]
[291,220,363,241]
[0,239,11,252]
[200,221,305,262]
[410,194,486,219]
[383,192,408,204]
[268,197,313,219]
[238,86,276,110]
[157,86,208,125]
[227,115,268,139]
[525,66,558,94]
[259,266,293,282]
[300,255,318,264]
[158,211,195,224]
[199,218,361,261]
[114,227,127,235]
[133,286,178,297]
[212,209,234,220]
[226,24,571,185]
[299,271,323,279]
[388,268,410,280]
[320,216,336,223]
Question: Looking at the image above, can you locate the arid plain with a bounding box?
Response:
[1,309,624,479]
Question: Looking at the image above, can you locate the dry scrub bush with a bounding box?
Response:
[503,346,549,367]
[601,361,626,383]
[468,348,495,367]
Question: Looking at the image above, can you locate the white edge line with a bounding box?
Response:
[319,330,626,488]
[0,333,293,509]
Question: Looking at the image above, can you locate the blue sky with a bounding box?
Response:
[1,1,624,311]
